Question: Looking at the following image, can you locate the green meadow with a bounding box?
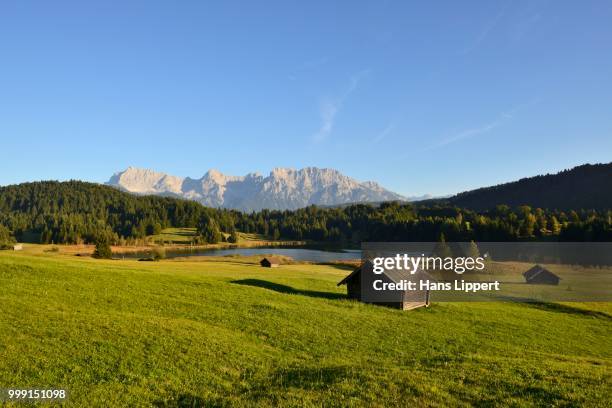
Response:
[149,227,199,244]
[0,250,610,407]
[147,227,300,247]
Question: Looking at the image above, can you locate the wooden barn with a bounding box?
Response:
[260,257,282,268]
[338,262,430,310]
[523,265,560,285]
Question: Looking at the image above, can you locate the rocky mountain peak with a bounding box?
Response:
[107,167,407,211]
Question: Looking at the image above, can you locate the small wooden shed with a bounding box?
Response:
[260,256,282,268]
[13,244,23,251]
[523,265,560,285]
[338,262,430,310]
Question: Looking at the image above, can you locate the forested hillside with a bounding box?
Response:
[0,181,230,245]
[437,163,612,211]
[1,180,611,245]
[239,203,612,242]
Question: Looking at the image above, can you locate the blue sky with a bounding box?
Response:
[1,1,611,196]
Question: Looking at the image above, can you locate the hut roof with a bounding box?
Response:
[261,256,282,265]
[338,261,434,286]
[523,265,560,281]
[337,267,360,286]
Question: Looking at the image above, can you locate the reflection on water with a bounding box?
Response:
[115,246,361,262]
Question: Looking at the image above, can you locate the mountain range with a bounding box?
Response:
[107,167,416,211]
[106,162,612,212]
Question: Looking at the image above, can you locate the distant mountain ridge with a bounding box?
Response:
[427,163,612,211]
[107,167,407,211]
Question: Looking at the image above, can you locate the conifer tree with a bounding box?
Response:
[92,236,112,259]
[228,229,239,243]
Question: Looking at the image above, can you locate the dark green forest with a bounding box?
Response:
[0,181,226,245]
[427,163,612,211]
[0,180,611,246]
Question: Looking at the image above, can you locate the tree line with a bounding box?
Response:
[0,181,232,245]
[434,162,612,211]
[0,181,610,247]
[235,202,612,243]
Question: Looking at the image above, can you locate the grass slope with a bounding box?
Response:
[148,228,290,245]
[135,228,302,249]
[149,228,199,244]
[0,251,610,407]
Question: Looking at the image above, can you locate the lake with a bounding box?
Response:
[115,246,362,263]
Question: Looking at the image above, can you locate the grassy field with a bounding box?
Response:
[149,227,199,244]
[148,228,297,246]
[15,230,306,258]
[0,250,610,407]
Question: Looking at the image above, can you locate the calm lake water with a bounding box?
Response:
[116,246,361,263]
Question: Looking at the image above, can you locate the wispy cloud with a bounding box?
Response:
[428,117,506,150]
[372,121,395,144]
[312,70,370,142]
[461,1,510,54]
[424,100,537,151]
[312,99,339,142]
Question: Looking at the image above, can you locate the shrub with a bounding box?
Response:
[198,217,222,244]
[92,237,112,259]
[0,224,15,249]
[152,246,166,261]
[228,230,239,243]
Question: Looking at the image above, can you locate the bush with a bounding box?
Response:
[198,217,222,244]
[0,224,15,249]
[152,246,166,261]
[228,230,239,243]
[92,237,112,259]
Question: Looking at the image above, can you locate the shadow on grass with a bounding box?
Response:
[470,384,569,408]
[170,230,195,237]
[232,279,346,300]
[499,296,612,320]
[237,364,425,404]
[259,365,359,390]
[240,364,375,393]
[319,262,360,271]
[154,393,216,408]
[527,302,612,320]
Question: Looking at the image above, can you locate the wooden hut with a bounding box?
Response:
[260,257,282,268]
[523,265,560,285]
[338,262,430,310]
